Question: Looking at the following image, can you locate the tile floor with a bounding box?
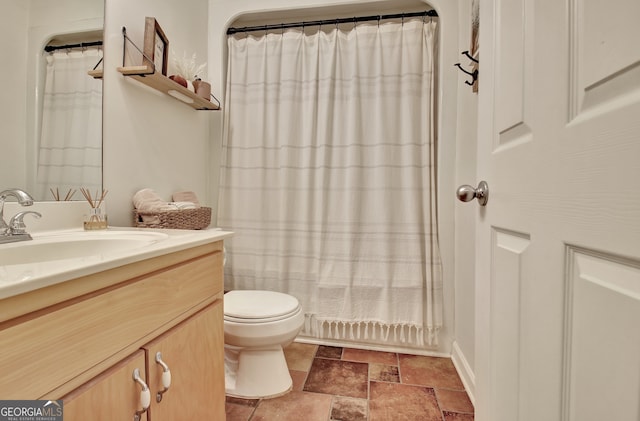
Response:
[225,342,475,421]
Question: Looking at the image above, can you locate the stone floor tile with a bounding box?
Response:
[443,411,475,420]
[251,390,332,421]
[316,345,343,359]
[369,363,400,383]
[283,342,318,372]
[369,381,442,421]
[399,354,465,389]
[304,358,368,398]
[342,348,398,365]
[225,402,255,421]
[290,369,308,391]
[331,396,368,421]
[436,388,474,414]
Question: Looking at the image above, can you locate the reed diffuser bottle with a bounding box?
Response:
[81,188,108,230]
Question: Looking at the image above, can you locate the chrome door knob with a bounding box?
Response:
[456,181,489,206]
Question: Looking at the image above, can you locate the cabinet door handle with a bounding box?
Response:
[155,352,172,403]
[132,368,151,421]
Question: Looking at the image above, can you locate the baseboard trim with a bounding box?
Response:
[451,340,476,406]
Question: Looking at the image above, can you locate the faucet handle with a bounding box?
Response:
[9,211,42,235]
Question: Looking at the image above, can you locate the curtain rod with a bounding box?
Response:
[44,40,103,53]
[227,10,438,35]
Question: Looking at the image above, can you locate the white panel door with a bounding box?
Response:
[474,1,640,421]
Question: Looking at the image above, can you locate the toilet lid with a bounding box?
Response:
[224,290,301,320]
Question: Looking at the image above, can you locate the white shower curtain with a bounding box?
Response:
[219,18,443,347]
[36,49,103,199]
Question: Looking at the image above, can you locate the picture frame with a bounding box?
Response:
[143,17,169,75]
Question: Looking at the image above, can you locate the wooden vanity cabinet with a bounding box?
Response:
[63,351,149,421]
[143,302,225,421]
[62,303,225,421]
[0,240,226,421]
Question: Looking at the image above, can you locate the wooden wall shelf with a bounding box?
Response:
[88,69,103,79]
[117,65,220,111]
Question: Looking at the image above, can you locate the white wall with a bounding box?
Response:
[28,0,103,27]
[103,0,211,226]
[0,1,29,189]
[207,0,460,355]
[451,0,478,402]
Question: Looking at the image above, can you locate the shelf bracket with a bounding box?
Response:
[121,26,156,75]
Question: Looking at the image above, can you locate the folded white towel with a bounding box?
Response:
[133,188,175,212]
[172,191,201,206]
[169,201,198,210]
[139,215,161,224]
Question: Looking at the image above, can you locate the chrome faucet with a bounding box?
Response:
[0,189,38,243]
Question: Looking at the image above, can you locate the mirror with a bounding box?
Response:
[2,0,104,201]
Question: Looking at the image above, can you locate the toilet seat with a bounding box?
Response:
[224,290,302,323]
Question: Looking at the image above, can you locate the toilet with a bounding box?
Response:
[223,290,304,399]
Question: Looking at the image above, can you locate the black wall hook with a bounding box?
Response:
[454,63,478,86]
[461,50,478,63]
[454,50,479,89]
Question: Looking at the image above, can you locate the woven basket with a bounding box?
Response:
[133,207,212,230]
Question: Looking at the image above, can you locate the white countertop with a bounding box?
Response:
[0,226,233,300]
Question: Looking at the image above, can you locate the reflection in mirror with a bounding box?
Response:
[35,32,103,201]
[21,0,105,201]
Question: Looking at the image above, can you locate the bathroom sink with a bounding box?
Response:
[0,230,170,265]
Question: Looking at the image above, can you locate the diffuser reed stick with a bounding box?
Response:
[50,188,77,201]
[63,189,76,201]
[80,188,108,209]
[81,188,109,230]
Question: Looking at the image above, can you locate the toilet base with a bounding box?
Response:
[224,345,293,399]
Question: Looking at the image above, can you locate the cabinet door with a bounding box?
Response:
[143,302,225,421]
[62,350,148,421]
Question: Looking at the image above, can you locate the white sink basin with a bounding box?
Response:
[0,230,170,265]
[0,226,232,301]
